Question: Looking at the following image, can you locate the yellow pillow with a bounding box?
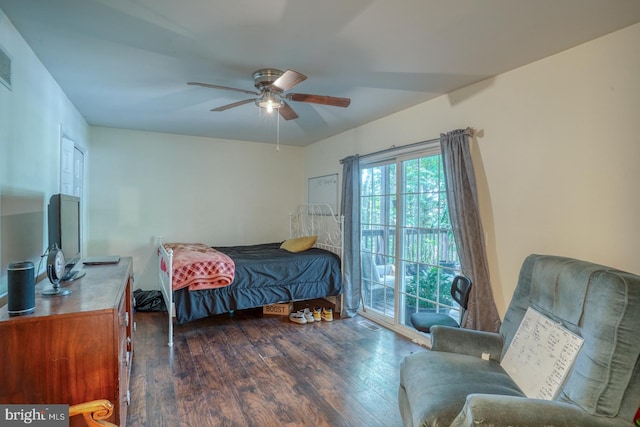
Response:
[280,236,317,253]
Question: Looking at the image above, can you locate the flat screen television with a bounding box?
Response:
[48,194,82,281]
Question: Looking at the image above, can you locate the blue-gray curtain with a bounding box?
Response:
[340,155,361,317]
[440,129,501,332]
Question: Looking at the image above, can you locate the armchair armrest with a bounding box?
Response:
[430,325,503,362]
[69,399,118,427]
[451,394,631,427]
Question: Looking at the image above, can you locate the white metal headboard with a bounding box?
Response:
[289,204,343,259]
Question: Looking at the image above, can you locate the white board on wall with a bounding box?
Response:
[308,174,338,214]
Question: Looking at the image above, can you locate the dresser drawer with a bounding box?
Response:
[117,284,133,422]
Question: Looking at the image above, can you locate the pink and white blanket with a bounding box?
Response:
[161,243,235,291]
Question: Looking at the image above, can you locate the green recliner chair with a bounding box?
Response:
[398,254,640,426]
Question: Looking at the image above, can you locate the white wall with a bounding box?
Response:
[5,1,638,314]
[87,127,306,290]
[305,23,640,316]
[0,10,88,293]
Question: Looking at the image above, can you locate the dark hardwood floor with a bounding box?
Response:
[127,305,424,427]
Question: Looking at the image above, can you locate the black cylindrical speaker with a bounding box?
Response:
[8,261,35,316]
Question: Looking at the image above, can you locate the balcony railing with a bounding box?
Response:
[361,227,460,325]
[361,226,458,265]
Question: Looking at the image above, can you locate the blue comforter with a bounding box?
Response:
[173,242,342,324]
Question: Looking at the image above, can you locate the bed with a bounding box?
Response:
[158,204,343,346]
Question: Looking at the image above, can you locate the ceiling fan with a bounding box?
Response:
[187,69,351,120]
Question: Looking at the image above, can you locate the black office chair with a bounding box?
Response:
[410,275,472,333]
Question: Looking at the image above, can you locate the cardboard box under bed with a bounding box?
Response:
[263,298,338,317]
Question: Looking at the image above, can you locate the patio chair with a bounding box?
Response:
[409,275,472,333]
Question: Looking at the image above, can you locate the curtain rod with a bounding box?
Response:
[340,127,474,164]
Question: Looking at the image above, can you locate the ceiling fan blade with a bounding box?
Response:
[188,81,259,96]
[272,69,307,92]
[211,98,256,112]
[279,102,299,120]
[287,93,351,108]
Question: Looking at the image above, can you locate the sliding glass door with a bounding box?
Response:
[361,161,396,317]
[360,150,461,326]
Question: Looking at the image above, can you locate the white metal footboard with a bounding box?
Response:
[157,237,174,347]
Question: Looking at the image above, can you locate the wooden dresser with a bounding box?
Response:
[0,257,134,427]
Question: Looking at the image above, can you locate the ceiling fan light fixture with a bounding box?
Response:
[256,91,282,113]
[190,67,350,119]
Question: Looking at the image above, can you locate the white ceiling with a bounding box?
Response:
[1,0,640,146]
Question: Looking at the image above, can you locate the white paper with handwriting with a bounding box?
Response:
[501,307,584,400]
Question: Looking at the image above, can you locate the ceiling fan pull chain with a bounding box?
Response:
[276,111,280,151]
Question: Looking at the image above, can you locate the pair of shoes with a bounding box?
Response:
[289,310,306,324]
[313,307,333,322]
[302,308,314,323]
[289,308,315,324]
[322,307,334,322]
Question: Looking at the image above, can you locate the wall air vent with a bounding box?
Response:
[0,45,12,90]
